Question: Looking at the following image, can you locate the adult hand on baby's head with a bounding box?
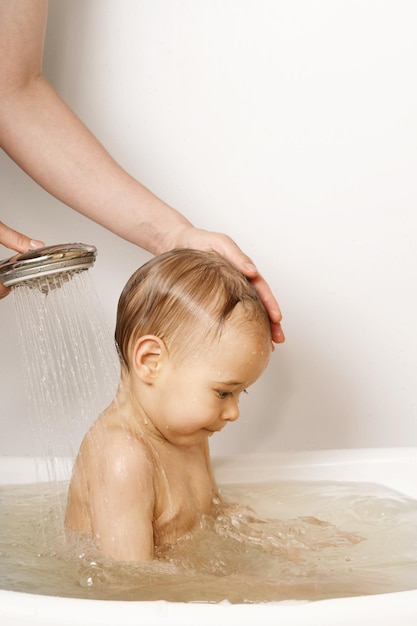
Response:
[168,225,284,344]
[0,221,44,299]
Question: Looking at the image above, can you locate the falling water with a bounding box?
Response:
[12,271,120,484]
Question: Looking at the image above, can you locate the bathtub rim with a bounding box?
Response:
[1,587,417,626]
[1,446,417,496]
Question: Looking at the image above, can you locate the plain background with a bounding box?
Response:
[1,0,417,456]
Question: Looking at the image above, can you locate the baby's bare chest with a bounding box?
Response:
[152,447,214,544]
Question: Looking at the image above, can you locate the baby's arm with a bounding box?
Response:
[87,434,156,562]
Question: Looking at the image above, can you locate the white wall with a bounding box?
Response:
[1,0,417,456]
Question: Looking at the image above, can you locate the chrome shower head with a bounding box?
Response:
[0,243,97,291]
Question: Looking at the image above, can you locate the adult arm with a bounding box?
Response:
[0,0,283,341]
[0,0,189,254]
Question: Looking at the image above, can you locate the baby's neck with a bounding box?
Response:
[110,377,166,445]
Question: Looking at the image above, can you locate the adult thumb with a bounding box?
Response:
[0,221,44,255]
[0,222,44,299]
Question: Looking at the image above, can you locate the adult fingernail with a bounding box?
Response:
[273,322,285,343]
[30,240,45,249]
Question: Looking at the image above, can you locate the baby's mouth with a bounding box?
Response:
[205,427,222,436]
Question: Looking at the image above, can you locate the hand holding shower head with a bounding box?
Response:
[0,243,97,291]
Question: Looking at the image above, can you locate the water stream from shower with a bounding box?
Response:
[0,244,120,485]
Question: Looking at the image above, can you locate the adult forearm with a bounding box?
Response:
[0,0,283,339]
[0,75,191,255]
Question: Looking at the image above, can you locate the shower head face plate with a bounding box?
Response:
[0,243,97,288]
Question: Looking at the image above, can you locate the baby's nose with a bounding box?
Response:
[222,400,240,423]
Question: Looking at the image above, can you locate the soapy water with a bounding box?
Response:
[1,478,417,603]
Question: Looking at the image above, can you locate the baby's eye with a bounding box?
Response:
[216,390,233,400]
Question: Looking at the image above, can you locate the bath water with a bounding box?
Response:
[1,478,417,603]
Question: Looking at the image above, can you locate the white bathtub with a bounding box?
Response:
[1,448,417,626]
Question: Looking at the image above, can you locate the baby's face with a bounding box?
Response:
[148,314,271,447]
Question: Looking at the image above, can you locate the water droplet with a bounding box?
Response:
[78,563,107,588]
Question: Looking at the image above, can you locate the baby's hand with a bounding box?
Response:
[210,509,363,562]
[298,516,363,549]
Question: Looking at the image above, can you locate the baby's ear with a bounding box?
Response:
[131,335,167,383]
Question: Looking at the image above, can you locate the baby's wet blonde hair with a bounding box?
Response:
[115,249,271,370]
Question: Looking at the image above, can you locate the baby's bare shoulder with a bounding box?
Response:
[80,421,154,486]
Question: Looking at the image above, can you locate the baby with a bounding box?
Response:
[65,249,272,561]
